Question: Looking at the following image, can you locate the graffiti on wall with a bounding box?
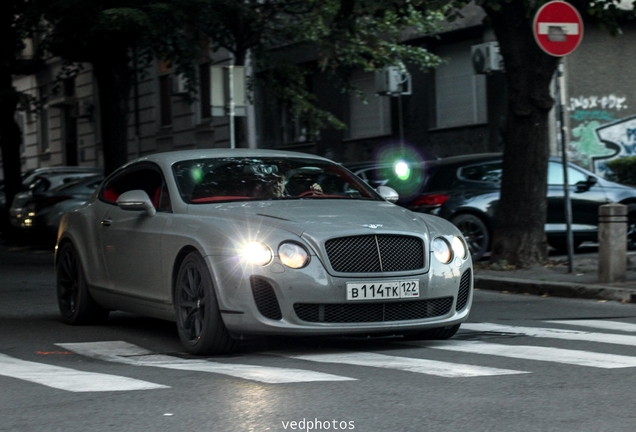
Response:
[567,94,632,175]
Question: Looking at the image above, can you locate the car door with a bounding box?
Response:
[99,164,171,302]
[546,161,608,234]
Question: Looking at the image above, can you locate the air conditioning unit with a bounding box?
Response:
[471,42,504,74]
[172,73,188,94]
[375,66,411,95]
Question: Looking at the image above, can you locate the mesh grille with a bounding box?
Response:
[325,235,424,273]
[294,297,452,323]
[250,277,282,320]
[456,268,472,311]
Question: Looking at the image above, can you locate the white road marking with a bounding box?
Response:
[463,322,636,347]
[57,341,355,384]
[418,340,636,369]
[280,351,527,378]
[0,353,167,392]
[544,320,636,333]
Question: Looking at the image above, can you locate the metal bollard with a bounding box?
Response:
[598,203,628,283]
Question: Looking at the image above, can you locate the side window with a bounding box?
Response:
[459,162,503,183]
[101,166,172,212]
[548,162,588,185]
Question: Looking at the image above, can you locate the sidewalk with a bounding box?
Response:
[474,250,636,303]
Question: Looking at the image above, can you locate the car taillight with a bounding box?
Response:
[409,193,449,207]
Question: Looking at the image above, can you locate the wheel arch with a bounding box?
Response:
[171,245,202,303]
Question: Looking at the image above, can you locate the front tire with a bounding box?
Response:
[56,242,109,325]
[174,252,239,355]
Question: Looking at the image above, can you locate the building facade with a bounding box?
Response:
[5,5,636,178]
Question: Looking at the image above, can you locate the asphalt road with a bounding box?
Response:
[3,245,636,432]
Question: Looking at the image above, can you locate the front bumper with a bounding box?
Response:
[208,254,473,336]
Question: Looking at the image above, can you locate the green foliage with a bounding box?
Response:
[605,156,636,186]
[182,0,452,133]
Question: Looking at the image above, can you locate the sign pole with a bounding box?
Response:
[533,0,583,272]
[227,65,235,149]
[554,60,575,272]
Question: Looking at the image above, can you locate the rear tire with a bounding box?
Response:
[450,214,489,261]
[174,252,239,355]
[56,242,109,325]
[403,324,461,341]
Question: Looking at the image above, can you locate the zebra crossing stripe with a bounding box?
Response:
[57,341,355,384]
[419,340,636,368]
[544,320,636,333]
[0,353,168,392]
[280,351,528,377]
[462,322,636,347]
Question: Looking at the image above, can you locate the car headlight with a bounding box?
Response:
[278,242,310,269]
[242,242,273,266]
[432,237,452,264]
[451,236,467,260]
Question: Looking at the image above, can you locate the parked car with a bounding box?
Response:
[10,171,104,234]
[9,174,104,236]
[55,149,473,355]
[1,166,103,213]
[350,153,636,260]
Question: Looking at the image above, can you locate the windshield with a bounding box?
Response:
[172,157,380,204]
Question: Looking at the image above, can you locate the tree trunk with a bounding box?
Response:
[0,83,21,233]
[0,1,22,233]
[484,2,560,267]
[91,47,132,175]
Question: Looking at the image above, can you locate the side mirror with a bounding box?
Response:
[575,175,597,192]
[117,190,156,217]
[377,185,399,203]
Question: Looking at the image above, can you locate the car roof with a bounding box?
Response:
[126,149,334,169]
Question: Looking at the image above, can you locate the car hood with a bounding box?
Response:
[186,199,430,239]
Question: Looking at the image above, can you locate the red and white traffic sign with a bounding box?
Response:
[533,1,583,57]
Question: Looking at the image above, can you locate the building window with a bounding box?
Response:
[435,41,487,129]
[280,105,312,145]
[15,111,26,156]
[199,62,211,120]
[159,61,172,127]
[38,85,49,152]
[348,70,391,139]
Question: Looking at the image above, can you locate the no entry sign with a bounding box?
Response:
[533,1,583,56]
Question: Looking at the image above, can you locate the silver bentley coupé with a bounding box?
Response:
[55,149,473,354]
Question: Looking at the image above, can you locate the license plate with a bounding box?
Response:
[346,280,419,301]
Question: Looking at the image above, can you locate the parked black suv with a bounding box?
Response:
[350,153,636,260]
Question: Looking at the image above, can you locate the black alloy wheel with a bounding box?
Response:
[56,242,109,325]
[450,214,490,261]
[174,252,239,355]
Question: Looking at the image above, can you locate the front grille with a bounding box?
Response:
[294,297,452,323]
[456,269,472,311]
[324,235,425,273]
[250,277,282,320]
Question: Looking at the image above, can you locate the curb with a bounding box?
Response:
[474,275,636,303]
